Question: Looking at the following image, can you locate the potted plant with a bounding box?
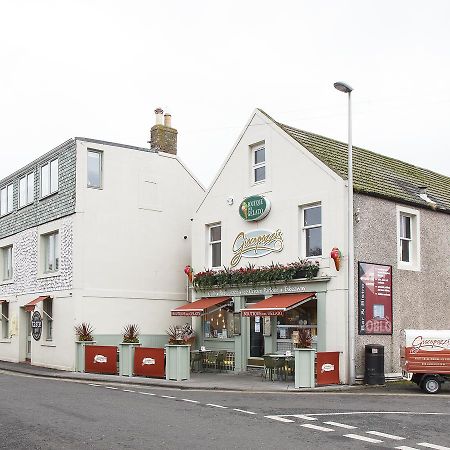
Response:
[293,329,315,389]
[119,324,141,377]
[74,322,95,372]
[165,323,195,381]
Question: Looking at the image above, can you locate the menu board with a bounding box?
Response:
[358,262,392,335]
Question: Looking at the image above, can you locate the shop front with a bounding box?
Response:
[171,278,330,373]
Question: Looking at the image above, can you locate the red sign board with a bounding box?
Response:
[133,347,165,378]
[358,262,392,335]
[241,310,284,317]
[85,345,117,374]
[316,352,340,385]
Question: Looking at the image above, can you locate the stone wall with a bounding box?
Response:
[353,193,450,376]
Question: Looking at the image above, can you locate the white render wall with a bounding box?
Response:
[192,110,350,379]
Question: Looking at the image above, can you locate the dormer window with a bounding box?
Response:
[252,145,266,183]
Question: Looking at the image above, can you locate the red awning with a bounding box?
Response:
[171,297,232,317]
[24,296,51,312]
[241,293,315,317]
[0,300,7,304]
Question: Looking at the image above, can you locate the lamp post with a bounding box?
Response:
[334,81,355,385]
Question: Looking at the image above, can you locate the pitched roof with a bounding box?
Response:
[259,109,450,214]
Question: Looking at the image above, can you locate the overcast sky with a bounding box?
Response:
[1,1,449,186]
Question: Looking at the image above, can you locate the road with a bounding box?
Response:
[0,370,449,450]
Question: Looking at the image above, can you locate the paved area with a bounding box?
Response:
[1,369,449,449]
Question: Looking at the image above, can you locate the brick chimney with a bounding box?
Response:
[150,107,177,155]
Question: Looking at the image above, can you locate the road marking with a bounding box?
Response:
[367,430,405,440]
[395,447,420,450]
[206,403,228,409]
[160,395,176,399]
[344,434,383,443]
[307,411,448,417]
[138,392,155,396]
[291,414,317,421]
[104,386,118,390]
[233,409,257,415]
[323,421,357,429]
[301,424,334,432]
[181,399,199,403]
[122,389,135,393]
[88,383,101,387]
[417,444,450,450]
[265,416,295,423]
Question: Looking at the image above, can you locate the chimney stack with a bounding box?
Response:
[150,107,177,155]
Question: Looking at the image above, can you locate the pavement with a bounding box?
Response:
[0,359,419,393]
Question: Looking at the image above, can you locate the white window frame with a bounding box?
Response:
[40,158,59,198]
[42,231,60,274]
[19,172,35,208]
[1,301,9,339]
[0,183,14,216]
[87,149,103,189]
[1,245,13,282]
[301,203,323,258]
[43,298,53,341]
[208,223,222,269]
[251,144,266,184]
[397,205,420,271]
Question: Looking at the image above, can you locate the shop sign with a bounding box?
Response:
[231,229,283,267]
[358,262,392,335]
[31,311,42,341]
[239,195,271,222]
[201,284,307,298]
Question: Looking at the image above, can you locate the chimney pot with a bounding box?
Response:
[164,113,172,128]
[155,108,164,125]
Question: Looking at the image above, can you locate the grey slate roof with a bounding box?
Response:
[260,109,450,214]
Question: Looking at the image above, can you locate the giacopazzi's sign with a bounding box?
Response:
[239,195,271,222]
[231,229,283,267]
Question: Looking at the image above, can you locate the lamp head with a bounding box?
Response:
[334,81,353,93]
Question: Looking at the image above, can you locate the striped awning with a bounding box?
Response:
[240,293,315,317]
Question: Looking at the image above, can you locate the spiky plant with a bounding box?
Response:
[74,322,94,341]
[122,324,140,343]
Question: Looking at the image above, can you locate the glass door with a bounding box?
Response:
[26,311,31,360]
[249,316,264,357]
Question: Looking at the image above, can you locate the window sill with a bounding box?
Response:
[251,180,266,187]
[87,185,103,190]
[37,271,60,280]
[18,202,34,211]
[0,279,14,286]
[40,191,59,201]
[41,341,56,347]
[0,211,13,219]
[203,337,235,342]
[397,262,421,272]
[0,338,12,344]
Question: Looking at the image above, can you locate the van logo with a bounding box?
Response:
[94,354,108,363]
[142,357,156,366]
[239,195,271,222]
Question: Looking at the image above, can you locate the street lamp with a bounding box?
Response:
[334,81,355,385]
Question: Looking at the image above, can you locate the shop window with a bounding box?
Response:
[0,183,14,216]
[203,302,234,339]
[43,298,53,340]
[301,204,322,257]
[1,302,9,339]
[397,206,420,271]
[252,144,266,184]
[208,224,221,268]
[40,158,59,198]
[1,245,13,282]
[87,150,103,189]
[19,172,35,208]
[276,301,317,350]
[42,231,60,273]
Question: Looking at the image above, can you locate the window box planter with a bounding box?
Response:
[294,348,315,388]
[119,342,141,377]
[75,341,96,372]
[165,344,191,381]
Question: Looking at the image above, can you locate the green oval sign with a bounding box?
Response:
[239,195,271,221]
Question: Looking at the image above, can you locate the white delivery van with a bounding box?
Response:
[400,329,450,394]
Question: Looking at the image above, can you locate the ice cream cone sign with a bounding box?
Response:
[184,265,194,283]
[330,247,342,271]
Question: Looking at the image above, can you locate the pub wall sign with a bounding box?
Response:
[31,311,42,341]
[239,195,271,222]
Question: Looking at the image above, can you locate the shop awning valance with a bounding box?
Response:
[171,297,232,317]
[24,296,51,312]
[240,293,315,317]
[0,300,7,304]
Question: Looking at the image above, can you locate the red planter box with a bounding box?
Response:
[316,352,340,385]
[85,345,118,374]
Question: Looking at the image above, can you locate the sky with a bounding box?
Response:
[1,1,450,186]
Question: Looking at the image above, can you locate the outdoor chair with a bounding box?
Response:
[216,351,227,372]
[263,356,276,381]
[274,357,287,381]
[190,352,203,372]
[205,351,219,371]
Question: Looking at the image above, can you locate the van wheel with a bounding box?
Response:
[421,376,441,394]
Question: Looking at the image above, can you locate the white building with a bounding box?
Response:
[0,110,204,370]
